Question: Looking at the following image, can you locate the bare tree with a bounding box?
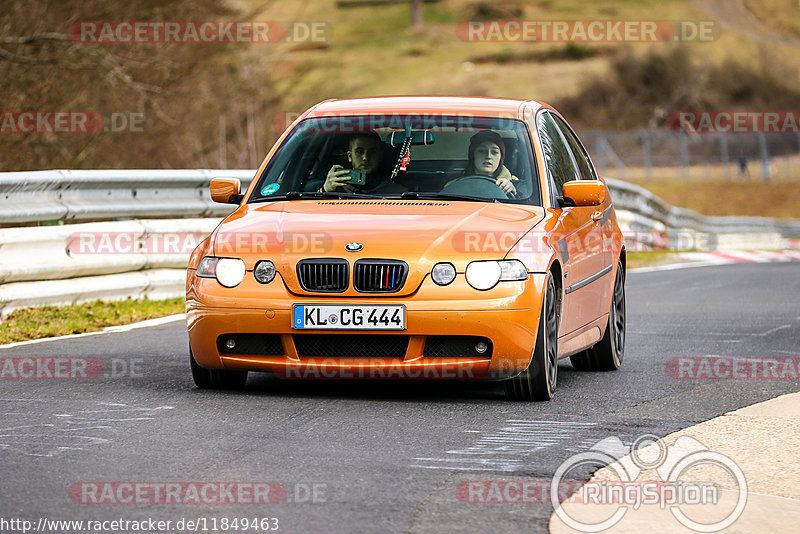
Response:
[0,0,275,170]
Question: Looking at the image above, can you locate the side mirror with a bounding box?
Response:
[210,178,243,204]
[561,180,605,207]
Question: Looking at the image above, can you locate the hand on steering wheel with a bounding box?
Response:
[447,174,510,199]
[495,176,517,195]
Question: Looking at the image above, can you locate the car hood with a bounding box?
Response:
[212,200,545,296]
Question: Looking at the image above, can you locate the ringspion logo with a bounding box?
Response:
[551,435,747,532]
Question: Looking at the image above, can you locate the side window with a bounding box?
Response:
[553,115,595,181]
[537,112,578,196]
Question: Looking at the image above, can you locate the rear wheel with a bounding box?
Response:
[190,344,248,389]
[570,260,625,371]
[505,273,559,401]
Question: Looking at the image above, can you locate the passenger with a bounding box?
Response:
[448,130,518,195]
[321,132,407,194]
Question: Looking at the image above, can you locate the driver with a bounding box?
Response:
[321,132,407,194]
[446,130,518,195]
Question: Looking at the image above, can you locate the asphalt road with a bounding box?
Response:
[1,262,799,534]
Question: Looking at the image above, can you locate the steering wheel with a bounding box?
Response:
[440,174,509,199]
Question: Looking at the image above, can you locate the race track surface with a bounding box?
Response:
[1,262,798,533]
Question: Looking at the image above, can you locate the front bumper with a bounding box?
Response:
[186,273,546,380]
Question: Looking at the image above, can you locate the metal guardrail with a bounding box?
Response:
[604,177,799,249]
[0,218,219,284]
[1,171,796,237]
[0,170,798,316]
[0,169,254,224]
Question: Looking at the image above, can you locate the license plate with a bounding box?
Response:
[292,304,405,330]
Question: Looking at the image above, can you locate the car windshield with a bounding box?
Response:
[249,115,541,205]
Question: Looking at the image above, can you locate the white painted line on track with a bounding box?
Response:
[630,250,799,274]
[629,260,725,274]
[411,420,597,472]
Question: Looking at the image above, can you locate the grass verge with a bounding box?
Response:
[626,178,800,219]
[626,250,683,269]
[0,298,185,345]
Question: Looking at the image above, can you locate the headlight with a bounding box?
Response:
[215,258,246,288]
[465,260,527,290]
[431,262,456,286]
[465,261,502,290]
[254,260,276,284]
[499,260,527,281]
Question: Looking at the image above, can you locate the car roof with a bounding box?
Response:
[306,96,547,119]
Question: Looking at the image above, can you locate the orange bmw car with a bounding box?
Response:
[186,96,626,400]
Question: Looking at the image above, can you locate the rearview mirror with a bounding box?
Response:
[561,180,605,207]
[210,178,243,204]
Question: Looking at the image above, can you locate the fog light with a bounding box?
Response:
[225,338,236,350]
[475,342,488,354]
[431,262,456,286]
[254,260,276,284]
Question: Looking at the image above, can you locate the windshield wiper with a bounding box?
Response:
[252,191,376,202]
[396,191,490,203]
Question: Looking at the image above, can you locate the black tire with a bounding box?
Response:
[505,273,559,401]
[190,344,248,389]
[570,260,626,371]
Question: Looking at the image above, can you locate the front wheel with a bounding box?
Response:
[190,344,248,389]
[570,260,625,371]
[505,273,559,401]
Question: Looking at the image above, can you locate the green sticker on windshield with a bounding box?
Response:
[261,183,280,195]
